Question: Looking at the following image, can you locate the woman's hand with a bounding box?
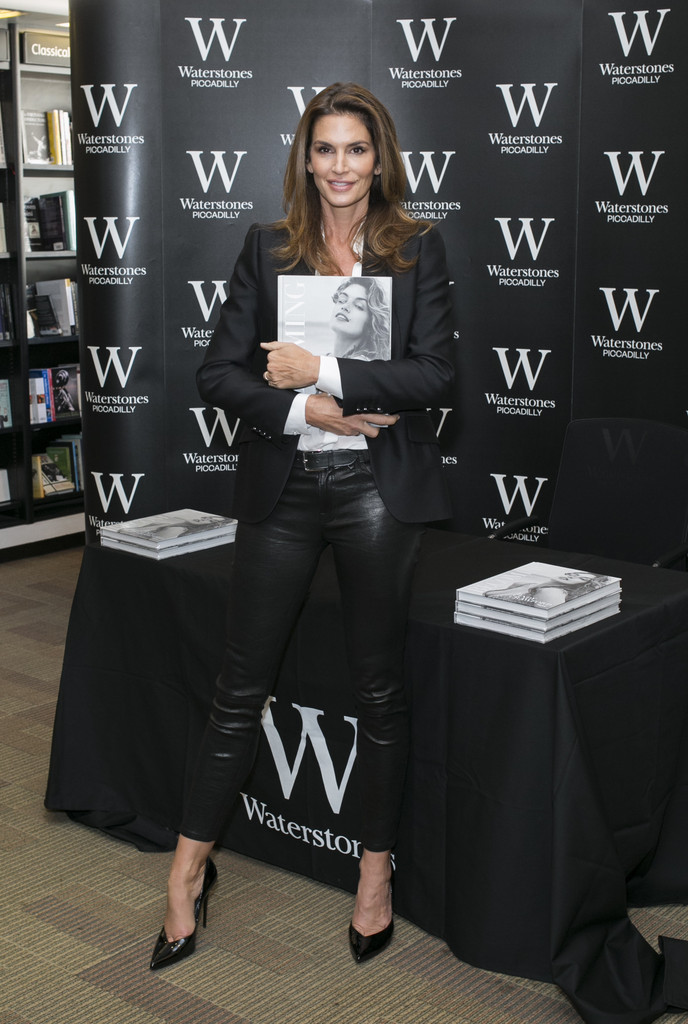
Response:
[305,394,398,438]
[261,341,320,390]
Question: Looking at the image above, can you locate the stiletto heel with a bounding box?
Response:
[348,869,394,964]
[149,857,217,970]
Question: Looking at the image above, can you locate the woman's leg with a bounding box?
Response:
[326,461,423,935]
[163,468,328,939]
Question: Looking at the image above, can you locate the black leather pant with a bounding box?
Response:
[180,453,423,851]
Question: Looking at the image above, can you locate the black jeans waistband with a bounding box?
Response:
[294,449,371,472]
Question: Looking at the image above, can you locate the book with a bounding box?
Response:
[29,369,49,423]
[37,194,67,251]
[0,378,11,428]
[0,467,9,502]
[21,109,50,164]
[454,600,621,643]
[24,197,43,251]
[277,275,393,365]
[45,443,75,487]
[42,191,76,251]
[36,452,73,494]
[0,202,6,252]
[35,279,75,334]
[31,454,44,498]
[58,433,83,489]
[31,293,63,336]
[456,562,621,622]
[101,532,236,559]
[50,363,80,417]
[100,509,237,552]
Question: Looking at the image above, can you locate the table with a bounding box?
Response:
[45,531,688,1024]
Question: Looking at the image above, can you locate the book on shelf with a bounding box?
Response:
[37,194,68,251]
[34,279,76,335]
[31,451,73,497]
[24,197,43,251]
[21,109,51,165]
[277,275,393,365]
[454,561,622,642]
[100,509,238,559]
[24,192,76,253]
[57,433,83,488]
[0,202,6,252]
[46,109,73,166]
[0,107,6,167]
[0,378,11,427]
[45,440,79,491]
[28,364,80,423]
[0,283,14,342]
[28,290,62,336]
[0,467,9,503]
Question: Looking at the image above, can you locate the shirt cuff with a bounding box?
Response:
[283,393,310,435]
[316,355,343,399]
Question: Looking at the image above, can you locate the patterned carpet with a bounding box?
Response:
[0,545,685,1024]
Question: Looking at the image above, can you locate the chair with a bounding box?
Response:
[490,418,688,569]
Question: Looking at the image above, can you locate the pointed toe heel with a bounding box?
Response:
[348,918,394,964]
[149,857,217,971]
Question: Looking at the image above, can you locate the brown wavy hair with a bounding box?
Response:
[272,82,430,275]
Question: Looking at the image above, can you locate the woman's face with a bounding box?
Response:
[306,113,380,216]
[330,282,371,341]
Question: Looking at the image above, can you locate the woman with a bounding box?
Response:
[330,277,390,360]
[150,82,454,970]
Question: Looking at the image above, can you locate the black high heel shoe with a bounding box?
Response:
[348,870,394,964]
[149,857,217,970]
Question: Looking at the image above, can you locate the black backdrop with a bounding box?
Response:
[68,0,687,542]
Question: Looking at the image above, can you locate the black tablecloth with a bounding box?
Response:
[45,531,688,1024]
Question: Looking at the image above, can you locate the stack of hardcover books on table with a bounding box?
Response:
[100,509,237,560]
[454,562,621,642]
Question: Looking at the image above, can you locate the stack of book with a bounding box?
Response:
[454,561,621,643]
[100,509,238,560]
[21,108,72,165]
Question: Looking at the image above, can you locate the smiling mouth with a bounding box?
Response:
[335,312,349,321]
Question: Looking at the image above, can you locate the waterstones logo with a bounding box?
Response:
[595,150,668,223]
[84,346,150,414]
[389,18,462,88]
[489,83,563,155]
[600,9,674,83]
[487,218,559,288]
[179,17,252,88]
[182,280,228,347]
[180,150,253,219]
[401,151,460,220]
[483,473,549,540]
[280,86,326,145]
[77,84,143,153]
[485,349,555,417]
[81,216,146,285]
[590,286,663,361]
[183,407,241,472]
[90,472,145,515]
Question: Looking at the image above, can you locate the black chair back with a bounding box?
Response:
[547,418,688,566]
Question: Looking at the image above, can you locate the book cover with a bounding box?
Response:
[0,467,9,503]
[277,275,392,364]
[24,197,43,250]
[21,110,51,164]
[37,452,73,494]
[32,293,63,336]
[457,562,621,620]
[28,369,47,423]
[0,378,11,428]
[42,191,76,251]
[35,279,73,334]
[31,454,44,498]
[45,444,74,486]
[37,195,67,251]
[100,509,238,549]
[52,364,80,417]
[453,601,621,643]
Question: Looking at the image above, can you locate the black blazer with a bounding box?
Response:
[197,223,455,524]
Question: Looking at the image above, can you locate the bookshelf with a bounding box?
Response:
[0,18,83,550]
